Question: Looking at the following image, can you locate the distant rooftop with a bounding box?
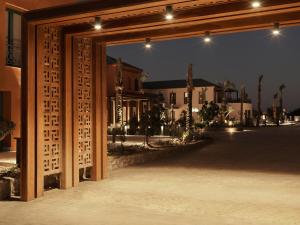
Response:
[107,56,143,72]
[143,79,218,89]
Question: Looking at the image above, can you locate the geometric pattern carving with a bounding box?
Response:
[39,26,62,176]
[74,38,93,169]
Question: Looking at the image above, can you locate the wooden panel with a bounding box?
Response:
[37,25,63,183]
[73,37,94,174]
[61,34,73,189]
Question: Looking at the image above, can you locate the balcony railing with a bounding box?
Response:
[6,38,21,68]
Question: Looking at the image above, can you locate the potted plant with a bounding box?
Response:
[0,166,20,199]
[0,116,16,150]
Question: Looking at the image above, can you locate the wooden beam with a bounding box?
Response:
[24,0,187,24]
[20,19,36,201]
[97,10,300,45]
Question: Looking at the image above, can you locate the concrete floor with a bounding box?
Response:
[1,126,300,225]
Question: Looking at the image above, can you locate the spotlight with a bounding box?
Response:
[165,5,174,20]
[94,17,102,30]
[251,1,261,8]
[272,22,281,36]
[145,38,152,49]
[203,31,211,43]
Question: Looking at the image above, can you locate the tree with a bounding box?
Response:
[273,93,279,126]
[240,85,245,126]
[186,64,194,133]
[256,75,263,127]
[278,84,286,122]
[198,101,219,127]
[115,58,124,128]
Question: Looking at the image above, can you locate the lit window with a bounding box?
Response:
[184,92,188,104]
[170,92,176,105]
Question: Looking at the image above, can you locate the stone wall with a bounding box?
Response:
[109,139,212,172]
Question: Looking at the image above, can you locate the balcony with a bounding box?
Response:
[6,38,21,68]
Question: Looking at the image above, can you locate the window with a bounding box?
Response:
[170,92,176,105]
[199,91,206,104]
[6,8,22,67]
[128,78,132,90]
[134,78,139,91]
[184,92,188,104]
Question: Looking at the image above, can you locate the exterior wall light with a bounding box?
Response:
[94,17,102,30]
[251,1,261,8]
[165,5,174,20]
[145,38,152,49]
[272,22,281,36]
[203,31,212,43]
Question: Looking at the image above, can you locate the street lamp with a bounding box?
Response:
[94,17,102,30]
[251,1,261,8]
[165,5,174,20]
[272,22,281,36]
[145,38,152,49]
[203,31,212,43]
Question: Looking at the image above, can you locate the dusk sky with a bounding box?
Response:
[108,26,300,112]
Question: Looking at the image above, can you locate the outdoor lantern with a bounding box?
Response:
[251,1,261,8]
[272,22,281,36]
[94,17,102,30]
[145,38,152,49]
[165,5,174,20]
[203,31,211,43]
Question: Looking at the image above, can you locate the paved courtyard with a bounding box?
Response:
[1,126,300,225]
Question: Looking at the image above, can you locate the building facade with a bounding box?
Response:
[0,0,80,151]
[106,56,155,128]
[144,79,253,124]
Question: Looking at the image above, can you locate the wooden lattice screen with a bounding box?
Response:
[37,25,63,176]
[73,37,94,169]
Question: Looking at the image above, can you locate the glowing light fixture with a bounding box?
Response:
[165,5,174,20]
[272,22,281,36]
[145,38,152,49]
[251,1,261,8]
[203,31,212,43]
[94,17,102,30]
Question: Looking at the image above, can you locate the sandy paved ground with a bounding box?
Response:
[1,126,300,225]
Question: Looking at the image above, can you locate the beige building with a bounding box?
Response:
[0,0,82,151]
[144,79,253,123]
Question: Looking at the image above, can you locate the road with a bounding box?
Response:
[1,126,300,225]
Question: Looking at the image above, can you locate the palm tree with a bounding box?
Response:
[278,84,286,122]
[273,93,279,125]
[240,85,245,126]
[256,75,263,127]
[115,58,124,128]
[186,64,194,133]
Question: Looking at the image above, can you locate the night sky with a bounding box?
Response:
[108,26,300,112]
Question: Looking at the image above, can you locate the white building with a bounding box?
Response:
[144,79,253,124]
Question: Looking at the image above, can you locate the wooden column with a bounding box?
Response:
[127,101,130,122]
[92,41,108,180]
[137,100,140,122]
[112,100,116,126]
[20,19,36,201]
[99,42,108,179]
